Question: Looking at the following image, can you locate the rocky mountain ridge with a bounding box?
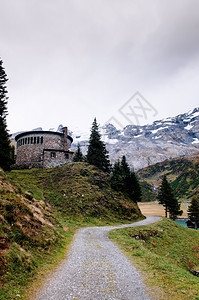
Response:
[75,107,199,170]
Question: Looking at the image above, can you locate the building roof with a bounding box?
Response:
[15,130,73,143]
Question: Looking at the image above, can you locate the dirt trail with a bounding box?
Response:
[36,216,161,300]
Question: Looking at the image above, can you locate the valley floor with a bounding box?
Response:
[138,201,188,218]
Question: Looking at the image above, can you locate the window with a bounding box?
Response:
[34,137,36,144]
[25,138,27,144]
[37,137,40,144]
[51,152,56,158]
[31,137,33,144]
[28,137,30,144]
[65,153,69,159]
[41,136,43,144]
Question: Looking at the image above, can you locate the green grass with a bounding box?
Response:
[0,217,76,300]
[8,163,142,222]
[109,218,199,299]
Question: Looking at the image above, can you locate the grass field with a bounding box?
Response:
[109,218,199,300]
[138,201,188,218]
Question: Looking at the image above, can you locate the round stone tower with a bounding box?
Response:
[15,127,73,168]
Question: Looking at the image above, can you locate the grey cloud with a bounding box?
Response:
[1,0,199,132]
[141,0,199,76]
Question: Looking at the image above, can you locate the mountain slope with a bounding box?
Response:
[137,152,199,201]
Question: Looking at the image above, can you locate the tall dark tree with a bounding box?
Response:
[120,156,142,203]
[110,160,124,191]
[0,59,13,171]
[157,175,182,219]
[188,195,199,230]
[128,171,142,203]
[120,155,131,178]
[86,118,110,172]
[73,143,84,162]
[110,155,142,203]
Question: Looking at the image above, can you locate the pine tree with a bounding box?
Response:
[73,143,84,162]
[120,156,142,203]
[110,155,142,203]
[157,175,182,219]
[128,171,142,203]
[0,59,13,171]
[86,118,110,172]
[120,155,131,178]
[110,160,124,191]
[188,195,199,229]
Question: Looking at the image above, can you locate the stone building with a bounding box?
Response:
[15,127,73,168]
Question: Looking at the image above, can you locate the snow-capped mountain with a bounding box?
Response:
[73,107,199,170]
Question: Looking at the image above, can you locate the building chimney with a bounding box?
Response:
[62,127,68,150]
[62,127,68,138]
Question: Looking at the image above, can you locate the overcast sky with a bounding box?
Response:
[1,0,199,134]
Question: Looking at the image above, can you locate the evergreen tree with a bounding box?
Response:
[188,195,199,229]
[110,155,142,203]
[120,155,131,178]
[157,175,182,219]
[128,171,142,203]
[0,59,13,171]
[120,156,142,203]
[110,160,124,191]
[86,118,110,172]
[73,143,84,162]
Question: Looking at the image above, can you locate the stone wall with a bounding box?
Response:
[16,142,44,168]
[43,150,73,168]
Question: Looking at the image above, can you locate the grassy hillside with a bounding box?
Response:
[0,168,75,299]
[1,163,142,299]
[8,162,142,222]
[138,152,199,201]
[109,218,199,299]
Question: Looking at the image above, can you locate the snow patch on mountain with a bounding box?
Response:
[185,124,193,130]
[192,138,199,144]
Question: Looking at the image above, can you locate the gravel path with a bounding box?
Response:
[36,216,161,300]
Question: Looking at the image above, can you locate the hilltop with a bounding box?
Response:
[0,163,142,299]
